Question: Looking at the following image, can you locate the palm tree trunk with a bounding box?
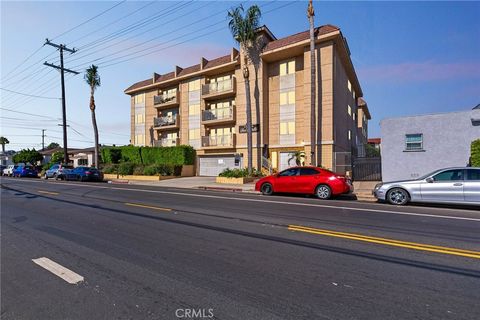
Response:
[244,76,253,174]
[309,15,316,167]
[91,109,99,168]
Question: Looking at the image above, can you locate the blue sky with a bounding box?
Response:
[1,1,479,150]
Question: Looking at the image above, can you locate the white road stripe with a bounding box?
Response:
[4,178,480,222]
[32,257,84,284]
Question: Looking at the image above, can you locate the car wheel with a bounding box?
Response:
[77,175,83,182]
[44,173,48,180]
[53,173,58,180]
[260,183,273,196]
[387,188,409,205]
[315,184,332,200]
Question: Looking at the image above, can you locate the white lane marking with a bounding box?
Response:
[4,178,480,222]
[32,257,84,284]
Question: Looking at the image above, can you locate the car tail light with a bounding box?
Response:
[85,171,91,175]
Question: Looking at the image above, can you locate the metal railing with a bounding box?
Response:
[153,114,178,127]
[202,78,235,95]
[202,106,233,122]
[154,138,179,147]
[154,92,178,105]
[201,134,235,147]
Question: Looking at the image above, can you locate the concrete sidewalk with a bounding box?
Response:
[109,176,257,192]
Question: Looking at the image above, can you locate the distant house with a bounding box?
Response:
[380,105,480,182]
[39,147,73,165]
[70,147,96,167]
[0,150,16,166]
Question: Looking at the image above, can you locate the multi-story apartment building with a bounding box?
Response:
[125,24,370,176]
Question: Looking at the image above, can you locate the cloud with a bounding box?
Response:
[357,61,480,83]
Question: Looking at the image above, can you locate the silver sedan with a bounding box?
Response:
[373,167,480,206]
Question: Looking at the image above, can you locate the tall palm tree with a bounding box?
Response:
[84,65,101,168]
[228,4,262,174]
[0,136,9,154]
[307,0,317,166]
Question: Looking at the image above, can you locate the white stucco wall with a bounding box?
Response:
[380,109,480,182]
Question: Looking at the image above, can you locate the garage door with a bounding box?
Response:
[199,156,239,176]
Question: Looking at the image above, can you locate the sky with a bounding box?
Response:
[1,0,479,151]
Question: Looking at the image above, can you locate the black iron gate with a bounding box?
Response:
[353,157,382,181]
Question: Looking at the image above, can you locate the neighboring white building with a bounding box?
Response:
[380,106,480,182]
[70,147,95,167]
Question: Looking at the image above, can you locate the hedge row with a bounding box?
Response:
[102,163,182,176]
[471,139,480,167]
[101,145,195,166]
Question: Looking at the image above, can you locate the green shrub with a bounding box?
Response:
[471,139,480,167]
[102,164,118,174]
[101,145,195,166]
[133,165,145,175]
[143,164,182,176]
[219,168,264,178]
[117,162,135,175]
[143,165,158,176]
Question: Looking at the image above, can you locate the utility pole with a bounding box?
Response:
[307,0,317,166]
[41,129,46,150]
[44,39,78,164]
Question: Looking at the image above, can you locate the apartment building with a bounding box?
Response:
[125,24,370,176]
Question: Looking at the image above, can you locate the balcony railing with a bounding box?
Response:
[154,138,179,147]
[153,114,178,128]
[201,78,235,97]
[201,106,234,122]
[201,134,235,148]
[154,92,178,106]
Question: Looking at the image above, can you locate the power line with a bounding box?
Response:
[50,0,127,41]
[1,45,45,81]
[0,87,61,100]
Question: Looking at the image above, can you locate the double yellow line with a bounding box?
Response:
[38,190,59,195]
[288,225,480,259]
[125,202,171,212]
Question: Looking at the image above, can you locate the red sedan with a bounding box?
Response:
[255,166,353,199]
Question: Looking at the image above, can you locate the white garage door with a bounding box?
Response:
[199,156,240,176]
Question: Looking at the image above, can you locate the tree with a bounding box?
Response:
[45,142,60,150]
[12,149,43,166]
[471,139,480,167]
[50,151,64,164]
[228,4,262,174]
[0,136,9,154]
[288,151,306,166]
[85,64,101,168]
[307,0,317,166]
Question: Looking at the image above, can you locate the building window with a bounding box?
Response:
[189,128,200,140]
[134,134,145,146]
[348,130,352,140]
[78,159,88,166]
[135,113,144,124]
[188,79,200,91]
[405,134,423,151]
[353,112,356,121]
[280,121,295,135]
[188,104,200,115]
[280,60,295,76]
[347,80,352,92]
[280,91,295,105]
[352,89,355,99]
[347,105,352,116]
[134,93,144,104]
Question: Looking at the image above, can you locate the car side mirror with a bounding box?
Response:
[426,177,434,183]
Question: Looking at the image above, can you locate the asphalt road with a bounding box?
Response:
[1,177,480,320]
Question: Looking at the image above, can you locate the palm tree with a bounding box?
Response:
[228,4,262,174]
[307,0,317,166]
[288,151,306,166]
[84,65,101,168]
[0,136,9,154]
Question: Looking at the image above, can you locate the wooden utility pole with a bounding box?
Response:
[44,39,78,164]
[307,0,317,166]
[41,129,46,150]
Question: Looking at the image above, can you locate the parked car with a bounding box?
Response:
[44,164,73,180]
[64,167,104,182]
[373,167,480,206]
[3,165,17,176]
[12,165,38,178]
[255,166,353,199]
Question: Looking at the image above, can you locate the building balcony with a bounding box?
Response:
[154,92,179,108]
[201,78,236,100]
[201,106,235,125]
[201,134,236,149]
[153,114,180,130]
[154,137,180,147]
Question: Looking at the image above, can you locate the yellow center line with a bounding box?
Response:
[125,202,171,212]
[38,190,59,195]
[288,225,480,259]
